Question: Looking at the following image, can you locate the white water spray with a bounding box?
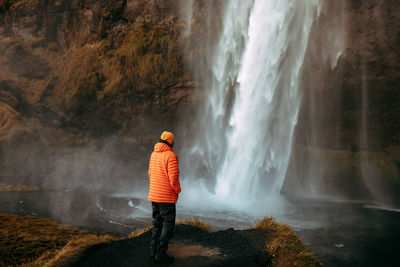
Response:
[182,0,324,213]
[181,0,194,38]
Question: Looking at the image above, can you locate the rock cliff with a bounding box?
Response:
[0,0,199,188]
[284,0,400,204]
[0,0,399,199]
[0,0,195,142]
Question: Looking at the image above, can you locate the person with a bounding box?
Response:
[148,130,181,264]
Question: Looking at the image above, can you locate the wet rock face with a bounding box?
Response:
[285,0,400,202]
[0,0,194,142]
[0,0,179,44]
[0,0,216,188]
[298,0,400,150]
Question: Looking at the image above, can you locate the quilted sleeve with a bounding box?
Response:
[167,152,181,194]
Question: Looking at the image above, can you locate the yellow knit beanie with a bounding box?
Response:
[160,131,175,145]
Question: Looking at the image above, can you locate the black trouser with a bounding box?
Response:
[151,202,176,258]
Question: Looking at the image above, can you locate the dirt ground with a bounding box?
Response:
[70,224,270,267]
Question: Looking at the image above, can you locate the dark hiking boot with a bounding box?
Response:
[155,254,175,264]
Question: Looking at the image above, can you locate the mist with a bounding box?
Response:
[0,0,398,251]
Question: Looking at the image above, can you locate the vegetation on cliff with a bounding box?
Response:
[45,22,191,136]
[0,0,206,189]
[0,182,40,192]
[0,0,199,145]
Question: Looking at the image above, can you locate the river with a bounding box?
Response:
[0,189,398,267]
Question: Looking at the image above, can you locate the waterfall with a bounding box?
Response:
[359,61,390,205]
[182,0,324,212]
[181,0,194,38]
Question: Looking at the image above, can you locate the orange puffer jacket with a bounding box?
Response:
[148,142,181,203]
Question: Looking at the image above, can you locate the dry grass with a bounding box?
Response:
[177,217,211,233]
[0,213,116,266]
[252,216,323,267]
[48,23,189,108]
[37,234,116,267]
[0,213,85,265]
[0,103,25,140]
[99,23,188,98]
[0,183,41,192]
[128,225,153,238]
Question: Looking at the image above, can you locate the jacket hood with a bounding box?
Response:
[154,142,173,152]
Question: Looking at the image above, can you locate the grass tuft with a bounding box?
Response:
[39,234,116,267]
[0,183,41,192]
[252,216,323,267]
[128,225,153,238]
[177,217,211,233]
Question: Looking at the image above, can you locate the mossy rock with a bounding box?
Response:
[0,102,25,140]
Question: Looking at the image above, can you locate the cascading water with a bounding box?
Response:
[181,0,194,38]
[182,0,324,212]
